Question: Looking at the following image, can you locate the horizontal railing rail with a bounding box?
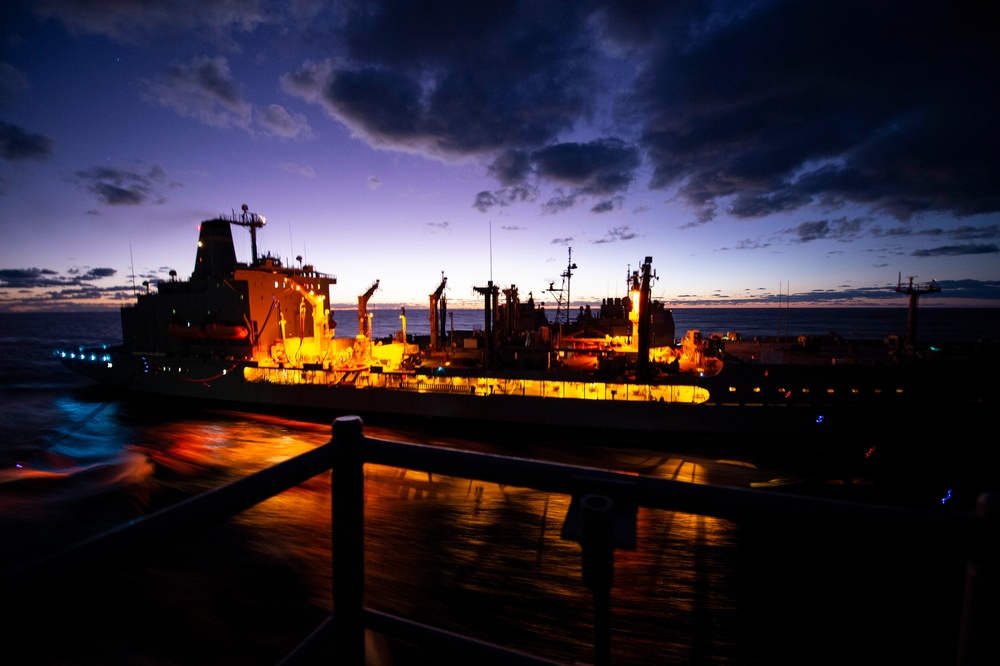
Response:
[2,415,996,665]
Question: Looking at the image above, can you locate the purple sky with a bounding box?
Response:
[2,0,999,312]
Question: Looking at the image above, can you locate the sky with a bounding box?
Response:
[1,0,999,313]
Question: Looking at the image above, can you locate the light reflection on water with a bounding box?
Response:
[2,398,968,665]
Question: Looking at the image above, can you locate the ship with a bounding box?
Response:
[58,207,991,436]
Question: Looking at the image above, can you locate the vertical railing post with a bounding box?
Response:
[331,415,366,664]
[580,494,615,666]
[957,492,999,666]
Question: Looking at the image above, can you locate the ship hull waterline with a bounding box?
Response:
[60,352,974,437]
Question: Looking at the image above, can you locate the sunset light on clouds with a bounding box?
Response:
[2,1,999,312]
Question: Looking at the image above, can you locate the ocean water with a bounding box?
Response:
[359,305,1000,344]
[1,308,993,664]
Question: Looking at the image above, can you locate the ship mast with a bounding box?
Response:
[546,247,578,326]
[474,280,499,368]
[232,204,266,265]
[635,256,656,381]
[895,273,940,350]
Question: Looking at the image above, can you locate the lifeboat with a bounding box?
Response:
[168,323,250,341]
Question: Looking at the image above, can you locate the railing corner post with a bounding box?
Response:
[331,415,366,664]
[957,491,1000,666]
[333,414,365,442]
[581,493,615,666]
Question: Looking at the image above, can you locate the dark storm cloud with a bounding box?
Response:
[0,62,30,106]
[476,140,640,213]
[73,164,176,206]
[912,244,1000,258]
[338,0,593,151]
[324,66,422,142]
[531,139,640,195]
[732,239,772,251]
[143,56,252,130]
[0,268,57,283]
[473,184,538,212]
[34,1,1000,226]
[487,150,532,186]
[0,266,116,288]
[278,1,1000,226]
[786,217,866,243]
[592,225,638,244]
[626,0,1000,223]
[948,225,1000,241]
[143,56,311,138]
[541,193,577,215]
[30,0,280,46]
[0,120,54,161]
[591,197,623,214]
[283,1,595,158]
[258,104,312,139]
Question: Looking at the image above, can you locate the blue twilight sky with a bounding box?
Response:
[1,0,999,312]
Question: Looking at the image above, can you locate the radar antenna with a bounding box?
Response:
[231,204,267,265]
[895,272,941,348]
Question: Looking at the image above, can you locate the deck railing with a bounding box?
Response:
[3,415,997,665]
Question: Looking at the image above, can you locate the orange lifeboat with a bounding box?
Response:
[168,323,250,341]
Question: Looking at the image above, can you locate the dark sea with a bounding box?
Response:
[1,307,996,665]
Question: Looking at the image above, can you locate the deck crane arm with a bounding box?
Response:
[358,279,380,336]
[429,273,448,349]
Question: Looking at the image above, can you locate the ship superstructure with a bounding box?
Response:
[58,207,990,435]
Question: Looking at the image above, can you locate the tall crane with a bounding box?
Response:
[429,273,447,350]
[358,279,380,337]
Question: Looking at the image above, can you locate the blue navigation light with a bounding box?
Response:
[815,415,825,424]
[941,489,953,505]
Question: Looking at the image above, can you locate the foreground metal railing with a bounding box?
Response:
[3,415,997,665]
